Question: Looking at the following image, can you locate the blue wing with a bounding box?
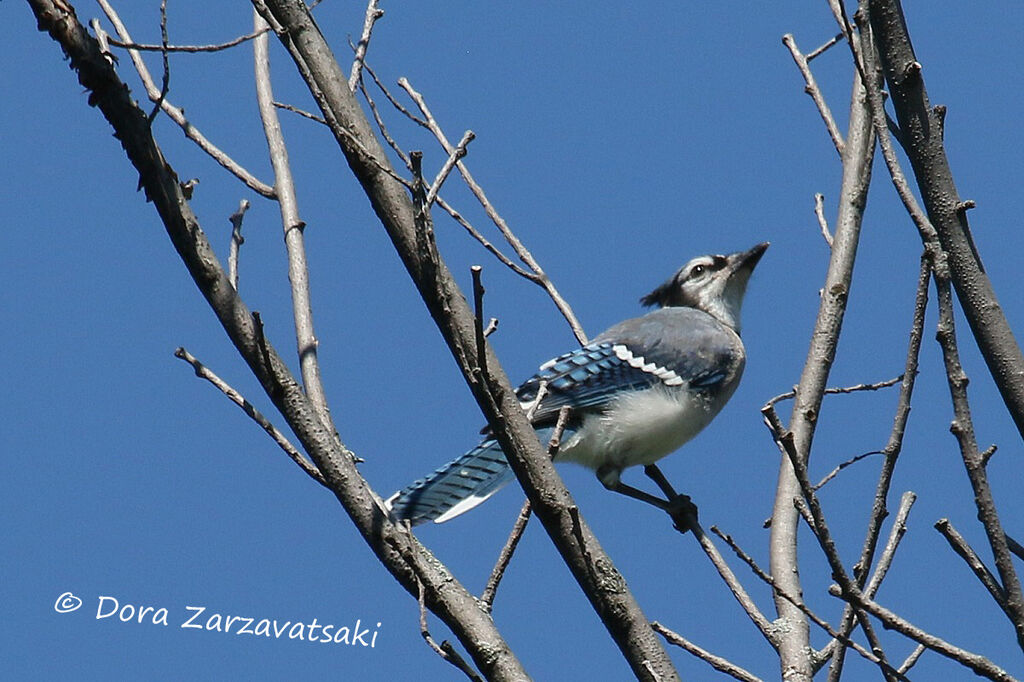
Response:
[516,342,660,425]
[516,310,736,426]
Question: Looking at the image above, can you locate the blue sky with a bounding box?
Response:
[4,1,1024,679]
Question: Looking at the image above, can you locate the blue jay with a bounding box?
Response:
[387,242,768,526]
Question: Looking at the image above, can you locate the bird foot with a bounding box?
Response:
[665,494,699,534]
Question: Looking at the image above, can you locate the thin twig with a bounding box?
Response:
[273,100,327,125]
[435,196,536,280]
[1006,534,1024,562]
[348,0,383,91]
[826,256,931,681]
[397,77,587,344]
[362,61,427,126]
[254,11,337,437]
[711,525,907,678]
[934,266,1024,648]
[481,407,570,610]
[764,375,902,409]
[652,622,764,682]
[782,33,845,157]
[94,0,276,198]
[763,405,899,680]
[813,450,882,490]
[814,193,833,247]
[174,347,327,486]
[358,73,412,168]
[356,64,532,281]
[855,11,940,251]
[689,522,777,646]
[426,130,475,207]
[480,500,531,610]
[863,491,916,599]
[146,0,170,124]
[898,644,926,675]
[471,265,489,382]
[416,579,484,682]
[228,199,249,291]
[819,492,918,669]
[806,31,845,61]
[106,26,271,52]
[827,585,1017,681]
[935,518,1007,610]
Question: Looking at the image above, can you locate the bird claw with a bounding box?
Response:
[665,494,698,533]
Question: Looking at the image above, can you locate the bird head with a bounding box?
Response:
[640,242,769,333]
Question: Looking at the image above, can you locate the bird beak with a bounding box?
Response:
[731,242,769,274]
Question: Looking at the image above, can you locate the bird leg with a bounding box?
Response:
[597,464,699,533]
[644,464,699,533]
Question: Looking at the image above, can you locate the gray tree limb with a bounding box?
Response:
[868,0,1024,442]
[26,2,526,678]
[769,65,877,682]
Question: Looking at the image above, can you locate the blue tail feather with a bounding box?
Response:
[386,439,515,526]
[386,426,566,525]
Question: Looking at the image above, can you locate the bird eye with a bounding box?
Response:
[690,264,706,278]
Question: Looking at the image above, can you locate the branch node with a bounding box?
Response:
[955,199,976,214]
[902,60,922,82]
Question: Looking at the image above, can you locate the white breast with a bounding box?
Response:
[556,386,720,477]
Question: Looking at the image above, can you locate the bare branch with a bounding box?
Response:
[868,0,1024,441]
[764,375,902,409]
[435,196,537,280]
[348,0,383,91]
[228,199,250,291]
[814,192,833,247]
[822,491,917,674]
[397,77,587,344]
[933,269,1024,645]
[174,346,327,486]
[828,585,1017,681]
[897,644,926,675]
[426,130,475,206]
[813,450,883,491]
[768,59,876,682]
[854,11,939,252]
[94,0,276,198]
[361,60,427,127]
[273,100,327,125]
[146,0,170,124]
[826,254,931,679]
[935,518,1007,611]
[106,26,271,53]
[692,526,780,648]
[652,622,764,682]
[253,11,337,437]
[470,265,489,382]
[482,407,570,610]
[764,405,899,680]
[417,579,485,682]
[30,3,528,676]
[863,491,916,598]
[480,500,532,611]
[713,524,908,679]
[1006,534,1024,562]
[782,33,845,157]
[806,31,845,61]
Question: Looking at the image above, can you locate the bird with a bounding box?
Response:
[386,242,768,526]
